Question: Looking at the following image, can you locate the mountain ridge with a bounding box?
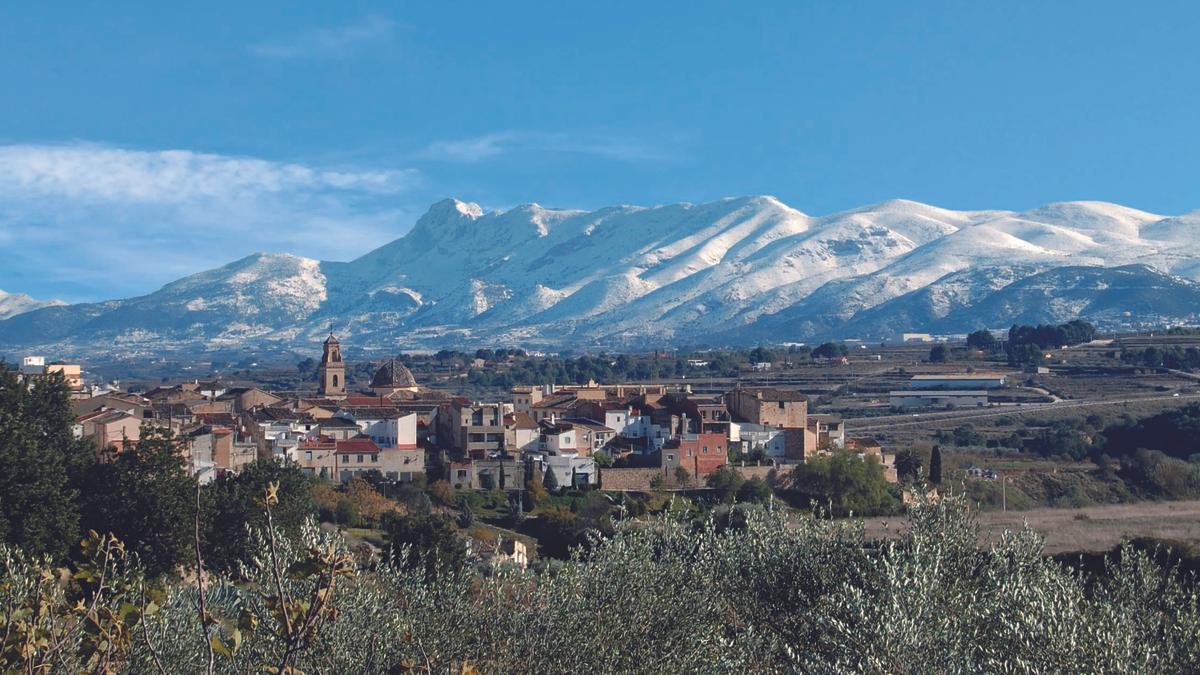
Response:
[2,196,1199,356]
[0,290,65,321]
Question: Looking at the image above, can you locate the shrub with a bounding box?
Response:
[706,466,745,503]
[788,450,899,516]
[1,494,1199,672]
[428,480,457,507]
[336,498,363,527]
[736,477,773,505]
[526,478,550,508]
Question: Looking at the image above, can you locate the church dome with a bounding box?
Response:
[370,358,417,389]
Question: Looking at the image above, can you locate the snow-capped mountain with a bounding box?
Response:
[3,197,1200,356]
[0,290,63,321]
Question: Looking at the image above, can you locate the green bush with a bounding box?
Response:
[787,450,899,516]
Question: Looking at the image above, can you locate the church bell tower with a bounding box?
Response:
[318,332,346,398]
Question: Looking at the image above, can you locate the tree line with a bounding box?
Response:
[0,363,316,576]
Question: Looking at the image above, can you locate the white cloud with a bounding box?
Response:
[249,15,396,61]
[421,132,516,163]
[0,144,413,202]
[0,143,421,301]
[419,131,675,164]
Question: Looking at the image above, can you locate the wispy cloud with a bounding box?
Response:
[420,131,677,164]
[0,143,420,301]
[0,144,412,202]
[249,15,396,61]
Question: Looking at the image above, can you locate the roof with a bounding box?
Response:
[539,419,575,433]
[324,332,340,345]
[342,395,400,407]
[335,438,382,454]
[370,358,418,389]
[90,409,138,425]
[808,414,843,424]
[531,392,577,409]
[78,408,135,424]
[581,399,633,412]
[337,407,410,420]
[507,411,539,430]
[742,387,807,402]
[889,390,989,396]
[215,387,279,401]
[250,408,314,423]
[911,373,1005,380]
[560,417,615,433]
[194,413,237,425]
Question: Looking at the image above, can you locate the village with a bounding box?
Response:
[54,332,899,496]
[18,323,1200,568]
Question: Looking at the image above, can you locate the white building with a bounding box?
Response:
[730,422,787,458]
[341,411,418,449]
[20,356,45,374]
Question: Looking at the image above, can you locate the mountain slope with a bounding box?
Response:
[3,196,1200,355]
[0,290,63,321]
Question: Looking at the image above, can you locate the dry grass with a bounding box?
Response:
[862,500,1200,554]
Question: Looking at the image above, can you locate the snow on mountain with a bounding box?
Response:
[3,196,1200,354]
[928,265,1200,331]
[0,290,64,321]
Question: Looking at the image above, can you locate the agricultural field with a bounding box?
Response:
[862,500,1200,555]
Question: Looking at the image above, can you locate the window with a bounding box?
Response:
[702,446,708,453]
[305,451,312,461]
[356,454,364,463]
[371,454,378,463]
[333,374,339,388]
[666,454,675,462]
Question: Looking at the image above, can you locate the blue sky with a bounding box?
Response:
[2,1,1199,302]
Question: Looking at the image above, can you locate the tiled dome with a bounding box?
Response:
[370,358,417,389]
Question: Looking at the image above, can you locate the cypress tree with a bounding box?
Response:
[0,364,90,560]
[929,445,943,485]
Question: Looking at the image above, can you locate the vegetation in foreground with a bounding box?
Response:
[2,494,1199,673]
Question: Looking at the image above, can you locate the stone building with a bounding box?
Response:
[317,333,346,399]
[727,386,807,428]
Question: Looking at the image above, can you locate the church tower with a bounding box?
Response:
[318,332,346,398]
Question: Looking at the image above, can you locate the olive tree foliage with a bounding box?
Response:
[1,494,1198,673]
